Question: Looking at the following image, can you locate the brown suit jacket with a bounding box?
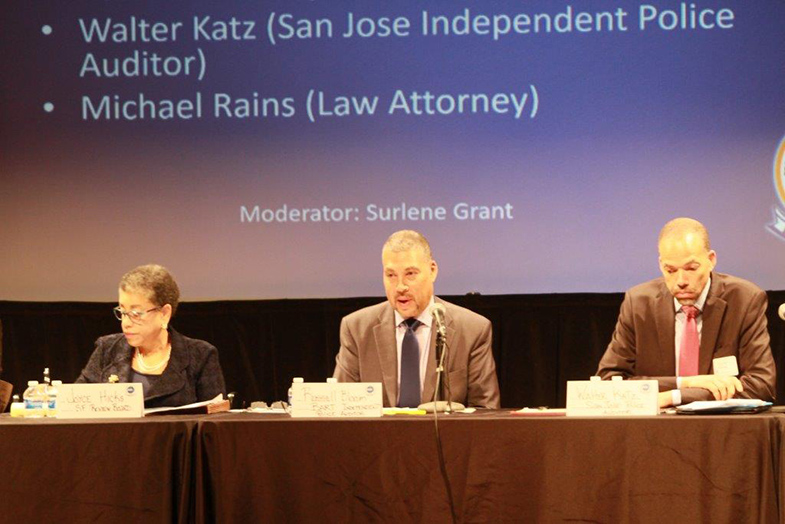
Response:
[333,298,501,408]
[597,272,776,403]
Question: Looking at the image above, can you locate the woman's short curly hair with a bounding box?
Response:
[119,264,180,317]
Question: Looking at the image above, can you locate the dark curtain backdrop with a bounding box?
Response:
[2,291,784,409]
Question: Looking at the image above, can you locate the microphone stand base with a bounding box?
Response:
[418,401,466,413]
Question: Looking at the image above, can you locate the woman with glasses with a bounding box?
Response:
[76,264,226,407]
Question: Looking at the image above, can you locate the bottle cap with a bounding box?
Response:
[52,380,62,386]
[27,380,39,386]
[293,377,304,383]
[326,378,337,383]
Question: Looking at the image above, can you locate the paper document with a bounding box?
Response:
[512,408,567,417]
[144,394,227,415]
[676,399,772,414]
[245,407,287,414]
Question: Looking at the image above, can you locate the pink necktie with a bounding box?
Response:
[679,305,700,376]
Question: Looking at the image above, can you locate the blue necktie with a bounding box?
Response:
[398,318,421,408]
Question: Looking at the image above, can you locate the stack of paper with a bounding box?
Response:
[676,399,772,414]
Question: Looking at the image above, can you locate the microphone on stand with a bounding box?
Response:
[419,303,465,413]
[779,303,785,321]
[431,303,447,371]
[432,303,447,339]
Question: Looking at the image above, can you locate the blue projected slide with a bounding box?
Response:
[1,1,784,301]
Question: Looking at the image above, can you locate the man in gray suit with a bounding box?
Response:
[597,218,776,407]
[333,230,500,408]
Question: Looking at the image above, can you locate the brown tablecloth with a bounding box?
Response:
[0,415,201,524]
[196,411,782,523]
[2,411,783,523]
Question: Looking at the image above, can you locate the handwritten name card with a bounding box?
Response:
[290,382,382,418]
[56,383,144,419]
[566,379,658,416]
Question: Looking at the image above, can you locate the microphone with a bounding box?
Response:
[419,302,464,413]
[432,303,446,336]
[779,303,785,321]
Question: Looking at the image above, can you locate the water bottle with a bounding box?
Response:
[10,394,25,417]
[42,368,52,416]
[47,380,61,417]
[288,377,304,411]
[23,380,44,417]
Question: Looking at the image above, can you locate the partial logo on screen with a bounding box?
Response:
[768,136,785,241]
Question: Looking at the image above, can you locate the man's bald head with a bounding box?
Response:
[657,218,716,305]
[658,217,711,252]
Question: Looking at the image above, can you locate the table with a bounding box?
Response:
[196,411,783,523]
[0,415,201,523]
[2,411,783,523]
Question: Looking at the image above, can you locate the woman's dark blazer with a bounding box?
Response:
[76,328,226,408]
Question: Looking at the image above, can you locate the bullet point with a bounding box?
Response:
[43,102,54,112]
[41,25,53,35]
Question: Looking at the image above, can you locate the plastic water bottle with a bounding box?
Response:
[47,380,61,417]
[288,377,304,410]
[10,394,25,417]
[42,368,52,416]
[23,380,44,417]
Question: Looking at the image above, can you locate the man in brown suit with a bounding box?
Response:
[333,230,500,408]
[597,218,776,407]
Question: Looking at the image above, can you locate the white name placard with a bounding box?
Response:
[713,356,739,377]
[290,382,382,418]
[566,379,658,416]
[56,383,144,419]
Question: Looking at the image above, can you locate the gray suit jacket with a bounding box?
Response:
[76,328,226,408]
[333,298,501,408]
[597,272,776,403]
